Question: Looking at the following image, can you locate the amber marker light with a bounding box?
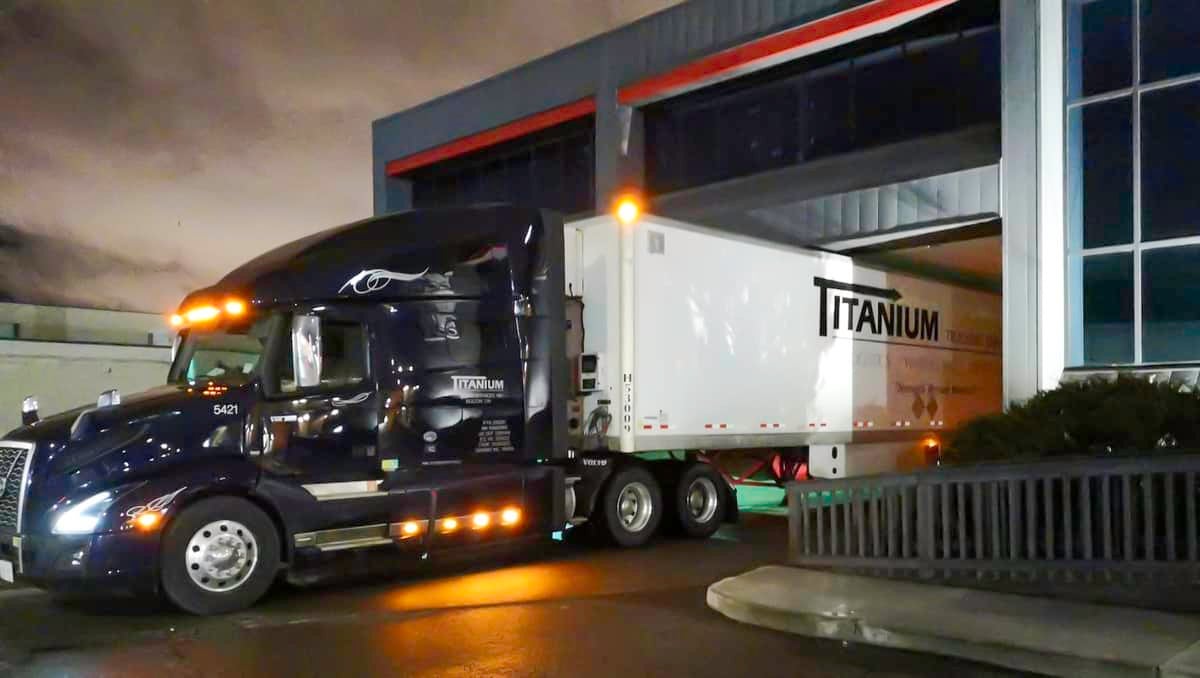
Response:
[471,512,491,530]
[440,517,459,532]
[134,512,161,530]
[615,196,641,225]
[401,521,420,537]
[169,314,184,327]
[224,299,247,316]
[184,305,220,323]
[500,507,521,526]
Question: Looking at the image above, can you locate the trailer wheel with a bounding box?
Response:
[597,466,662,547]
[160,497,280,615]
[675,463,726,538]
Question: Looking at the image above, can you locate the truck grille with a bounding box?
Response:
[0,444,30,531]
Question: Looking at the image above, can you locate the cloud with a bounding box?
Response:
[0,0,679,311]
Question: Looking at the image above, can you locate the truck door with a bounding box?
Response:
[253,306,407,529]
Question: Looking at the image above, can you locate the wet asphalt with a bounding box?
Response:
[0,514,1029,677]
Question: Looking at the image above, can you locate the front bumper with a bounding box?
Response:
[0,527,161,595]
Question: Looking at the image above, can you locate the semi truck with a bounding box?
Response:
[0,205,1001,614]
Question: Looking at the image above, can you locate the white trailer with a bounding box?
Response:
[564,212,1002,479]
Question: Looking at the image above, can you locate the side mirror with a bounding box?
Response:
[21,395,38,425]
[292,314,322,389]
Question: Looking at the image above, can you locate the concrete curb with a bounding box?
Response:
[707,566,1200,678]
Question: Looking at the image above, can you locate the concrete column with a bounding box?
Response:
[1037,0,1066,390]
[1000,0,1042,404]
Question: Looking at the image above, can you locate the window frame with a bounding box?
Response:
[1065,0,1200,367]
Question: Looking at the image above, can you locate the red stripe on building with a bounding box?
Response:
[385,97,597,176]
[617,0,957,105]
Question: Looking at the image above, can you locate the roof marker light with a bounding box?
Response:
[615,196,640,225]
[224,299,247,316]
[184,305,220,323]
[472,512,491,529]
[169,314,184,327]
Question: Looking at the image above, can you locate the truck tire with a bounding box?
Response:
[597,465,662,547]
[674,463,726,539]
[160,496,280,615]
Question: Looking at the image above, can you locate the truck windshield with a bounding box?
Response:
[169,315,275,386]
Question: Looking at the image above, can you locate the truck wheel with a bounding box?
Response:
[675,463,726,539]
[160,497,280,615]
[597,466,662,547]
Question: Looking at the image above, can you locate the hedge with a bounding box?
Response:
[943,376,1200,465]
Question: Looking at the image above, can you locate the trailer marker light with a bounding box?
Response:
[500,508,521,526]
[471,512,491,529]
[615,196,641,225]
[440,517,459,532]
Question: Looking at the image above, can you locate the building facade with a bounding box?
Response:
[372,0,1200,403]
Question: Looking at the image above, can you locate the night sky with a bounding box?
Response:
[0,0,677,312]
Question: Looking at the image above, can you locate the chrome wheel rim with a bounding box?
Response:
[185,520,258,593]
[617,481,653,533]
[686,477,719,524]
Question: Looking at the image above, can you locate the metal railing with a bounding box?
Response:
[789,454,1200,595]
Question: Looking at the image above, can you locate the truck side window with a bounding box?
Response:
[275,318,368,394]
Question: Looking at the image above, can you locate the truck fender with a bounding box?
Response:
[109,458,286,565]
[560,452,630,521]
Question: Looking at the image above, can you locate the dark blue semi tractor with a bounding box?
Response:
[0,206,733,614]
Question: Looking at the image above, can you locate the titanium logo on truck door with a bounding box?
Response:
[451,376,506,394]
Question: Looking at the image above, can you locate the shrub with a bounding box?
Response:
[943,376,1200,465]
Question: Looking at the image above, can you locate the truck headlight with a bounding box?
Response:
[52,491,115,535]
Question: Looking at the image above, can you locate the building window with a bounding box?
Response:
[1143,246,1200,362]
[1066,0,1200,365]
[407,117,595,215]
[1070,98,1133,248]
[1141,82,1200,242]
[644,1,1000,195]
[1066,0,1132,99]
[1139,0,1200,83]
[1082,253,1134,364]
